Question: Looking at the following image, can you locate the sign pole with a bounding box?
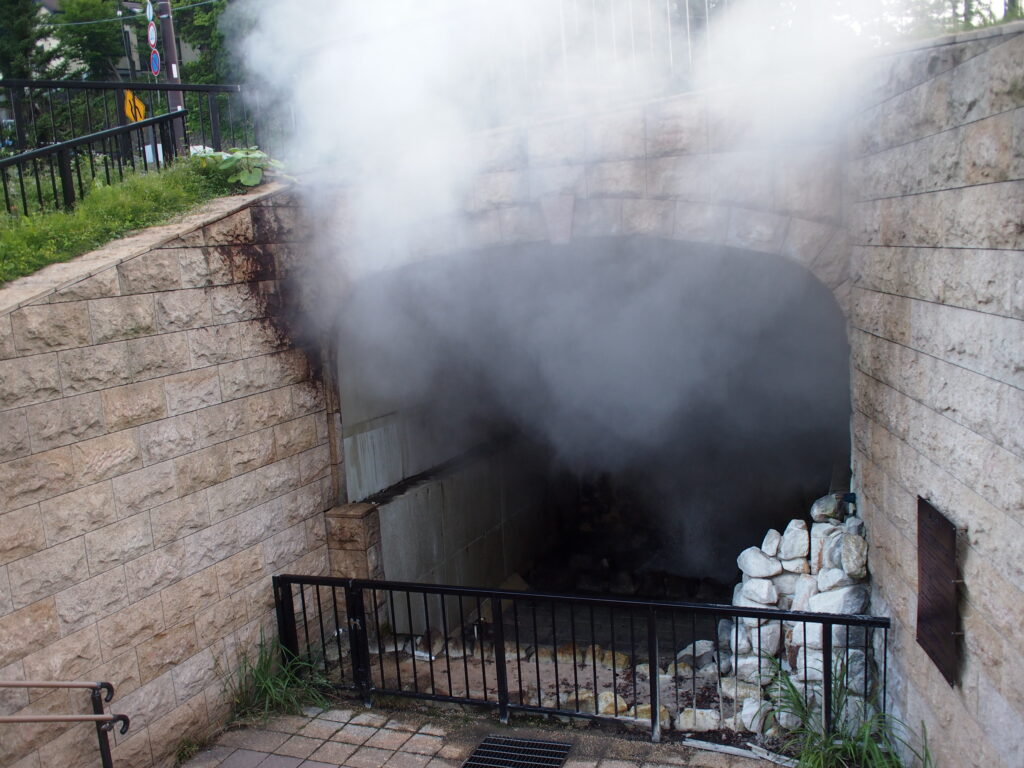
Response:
[157,1,185,112]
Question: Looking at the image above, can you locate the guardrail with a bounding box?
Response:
[0,680,130,768]
[274,575,890,742]
[0,109,185,215]
[1,79,272,157]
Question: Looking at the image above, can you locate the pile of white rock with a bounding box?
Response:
[719,492,872,733]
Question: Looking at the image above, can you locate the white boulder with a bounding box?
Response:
[791,574,820,612]
[817,567,854,591]
[841,533,869,579]
[773,572,801,595]
[761,529,782,557]
[738,547,783,578]
[782,557,810,574]
[741,697,773,733]
[677,639,716,669]
[779,519,810,560]
[810,493,843,522]
[808,584,868,615]
[676,707,721,732]
[742,578,780,605]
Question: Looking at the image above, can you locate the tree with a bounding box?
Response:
[175,0,255,84]
[52,0,126,79]
[0,0,60,78]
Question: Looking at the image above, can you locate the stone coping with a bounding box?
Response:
[877,17,1024,56]
[0,182,292,316]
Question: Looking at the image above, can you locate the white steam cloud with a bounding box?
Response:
[239,1,889,579]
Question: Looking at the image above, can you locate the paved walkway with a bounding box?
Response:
[181,702,773,768]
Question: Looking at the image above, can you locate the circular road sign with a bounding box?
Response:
[147,21,158,49]
[150,48,161,77]
[146,1,154,22]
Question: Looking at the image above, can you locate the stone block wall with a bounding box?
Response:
[0,187,337,768]
[848,23,1024,768]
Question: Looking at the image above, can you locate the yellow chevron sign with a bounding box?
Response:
[124,89,146,123]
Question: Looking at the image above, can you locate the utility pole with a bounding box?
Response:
[117,1,137,79]
[157,1,186,152]
[157,1,184,112]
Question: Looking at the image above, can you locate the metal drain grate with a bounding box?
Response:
[462,736,573,768]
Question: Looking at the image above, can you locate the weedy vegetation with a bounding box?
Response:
[766,657,934,768]
[223,635,333,723]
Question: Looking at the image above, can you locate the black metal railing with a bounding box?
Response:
[0,110,186,215]
[0,680,130,768]
[274,575,890,742]
[1,79,279,158]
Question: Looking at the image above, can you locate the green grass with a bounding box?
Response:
[223,635,333,723]
[766,656,934,768]
[0,161,238,286]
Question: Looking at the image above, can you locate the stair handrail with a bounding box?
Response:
[0,680,130,768]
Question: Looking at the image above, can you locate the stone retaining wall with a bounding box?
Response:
[848,23,1024,768]
[0,186,337,768]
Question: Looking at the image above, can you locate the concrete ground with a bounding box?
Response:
[180,699,774,768]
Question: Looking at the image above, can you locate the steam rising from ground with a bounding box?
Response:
[240,1,880,578]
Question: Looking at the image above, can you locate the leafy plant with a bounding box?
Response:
[766,657,933,768]
[223,635,332,723]
[191,147,288,187]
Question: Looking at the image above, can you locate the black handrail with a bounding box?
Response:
[278,574,891,628]
[0,109,186,214]
[2,78,241,93]
[0,111,185,168]
[0,680,129,768]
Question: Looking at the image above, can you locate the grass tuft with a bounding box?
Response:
[0,160,237,286]
[767,656,934,768]
[223,635,333,723]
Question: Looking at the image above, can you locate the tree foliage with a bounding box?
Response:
[0,0,60,78]
[51,0,126,79]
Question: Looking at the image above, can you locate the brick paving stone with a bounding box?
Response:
[218,728,291,752]
[383,715,429,732]
[599,761,641,768]
[329,723,378,745]
[318,708,356,722]
[365,728,413,750]
[297,761,338,768]
[184,746,237,768]
[220,749,271,768]
[436,743,470,760]
[347,745,398,767]
[298,719,343,740]
[259,757,304,768]
[417,724,446,737]
[384,752,432,768]
[309,740,358,765]
[425,758,461,768]
[349,711,390,727]
[266,716,313,733]
[402,734,443,756]
[276,735,324,760]
[565,761,600,768]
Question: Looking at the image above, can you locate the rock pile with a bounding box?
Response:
[715,492,873,735]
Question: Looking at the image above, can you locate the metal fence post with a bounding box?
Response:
[56,148,75,209]
[10,88,28,150]
[491,596,510,724]
[822,620,834,736]
[273,576,300,662]
[346,583,372,707]
[90,686,114,768]
[647,608,661,742]
[207,93,222,151]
